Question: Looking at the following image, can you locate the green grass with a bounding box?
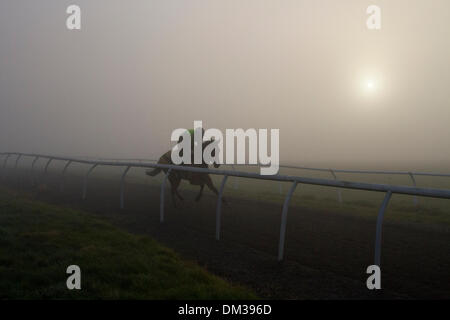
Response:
[0,187,257,300]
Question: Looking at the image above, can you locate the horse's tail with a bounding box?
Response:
[147,151,172,177]
[146,168,162,177]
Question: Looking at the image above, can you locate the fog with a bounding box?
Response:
[1,0,449,170]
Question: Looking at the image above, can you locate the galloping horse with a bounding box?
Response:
[146,139,225,207]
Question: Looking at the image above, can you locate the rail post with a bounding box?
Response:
[278,181,299,261]
[2,153,10,169]
[408,172,418,206]
[14,154,22,169]
[119,166,131,209]
[44,158,53,175]
[82,164,98,200]
[14,154,22,187]
[60,160,72,192]
[330,169,343,203]
[374,191,392,267]
[215,175,229,240]
[31,156,39,186]
[160,169,172,223]
[2,154,11,180]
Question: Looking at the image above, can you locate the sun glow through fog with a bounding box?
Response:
[350,68,389,107]
[364,79,377,93]
[356,70,384,98]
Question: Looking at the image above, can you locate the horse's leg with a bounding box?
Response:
[204,176,219,195]
[170,184,177,208]
[195,184,205,202]
[205,175,228,204]
[175,184,184,201]
[169,176,181,207]
[172,176,184,201]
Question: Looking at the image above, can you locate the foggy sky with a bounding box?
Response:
[1,0,449,170]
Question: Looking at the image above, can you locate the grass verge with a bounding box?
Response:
[0,187,257,300]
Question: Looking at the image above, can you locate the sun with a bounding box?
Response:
[361,77,380,95]
[352,68,388,104]
[364,79,376,90]
[353,67,385,99]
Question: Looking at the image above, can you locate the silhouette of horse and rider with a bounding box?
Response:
[146,129,226,207]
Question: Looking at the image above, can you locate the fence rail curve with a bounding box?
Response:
[1,151,450,266]
[8,152,448,204]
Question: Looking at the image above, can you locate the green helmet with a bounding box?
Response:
[187,128,205,137]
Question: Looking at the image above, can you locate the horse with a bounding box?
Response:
[146,139,225,207]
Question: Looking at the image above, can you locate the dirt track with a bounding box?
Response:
[3,169,450,299]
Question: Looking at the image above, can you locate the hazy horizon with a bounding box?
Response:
[1,0,449,171]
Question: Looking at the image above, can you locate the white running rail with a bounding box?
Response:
[27,155,450,204]
[2,152,450,266]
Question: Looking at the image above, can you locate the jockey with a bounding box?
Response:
[178,128,205,150]
[177,128,205,164]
